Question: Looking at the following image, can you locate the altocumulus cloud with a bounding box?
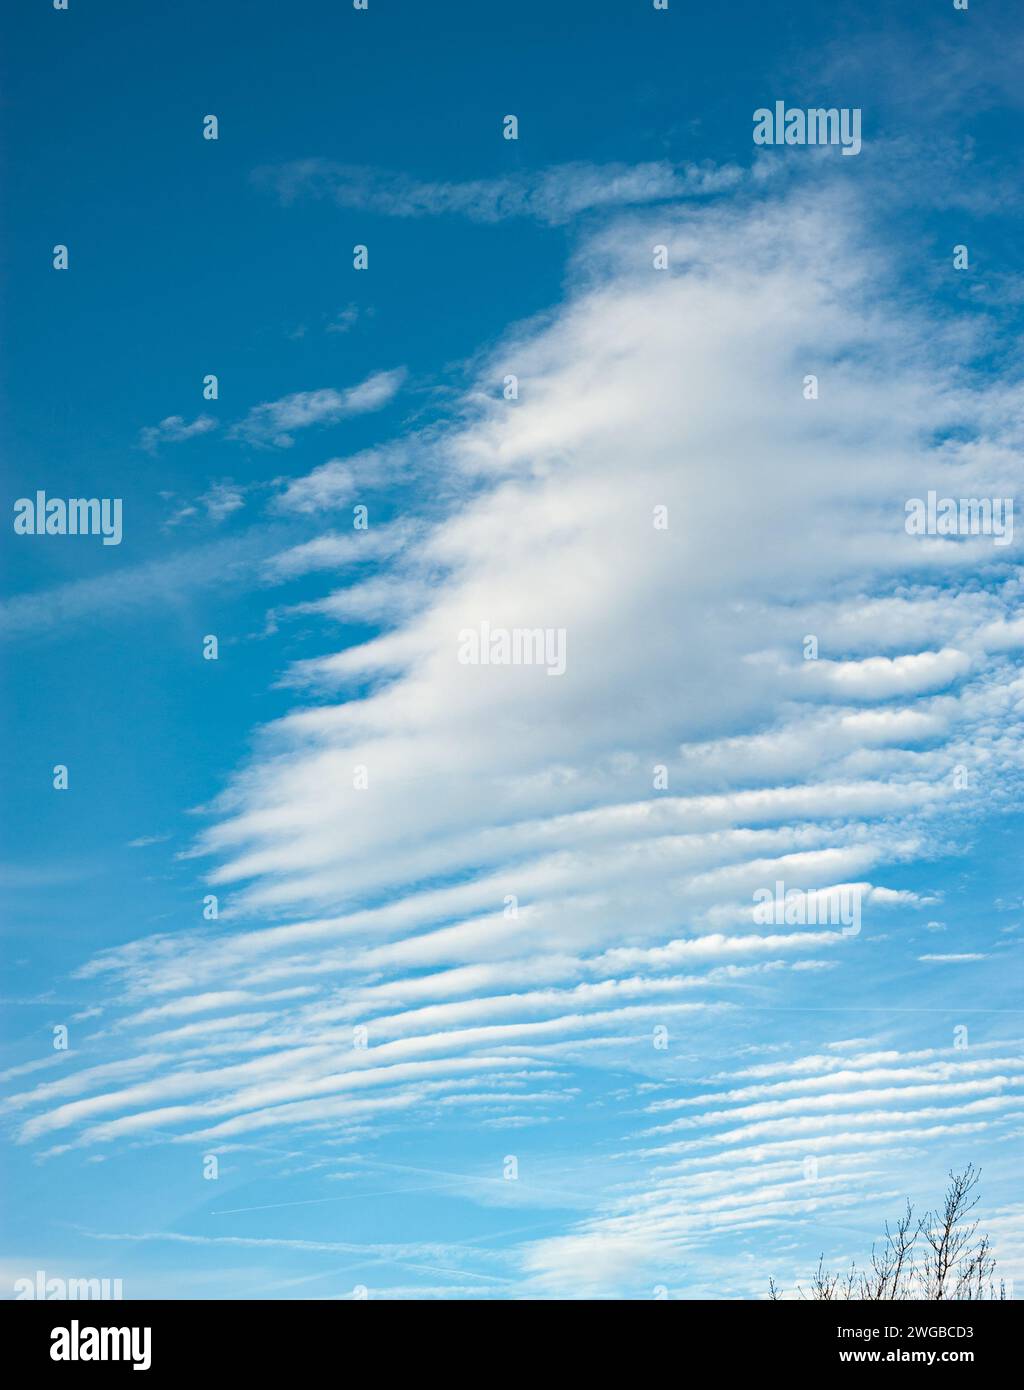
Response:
[9,180,1024,1296]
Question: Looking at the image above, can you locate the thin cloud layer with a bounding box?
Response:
[255,158,745,225]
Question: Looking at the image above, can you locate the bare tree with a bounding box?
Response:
[860,1199,919,1300]
[918,1165,997,1300]
[772,1166,1006,1301]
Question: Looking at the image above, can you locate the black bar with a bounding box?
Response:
[3,1299,1014,1376]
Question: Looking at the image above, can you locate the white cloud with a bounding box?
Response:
[918,952,989,962]
[795,648,972,700]
[138,414,217,452]
[264,522,415,580]
[229,369,406,448]
[326,304,360,334]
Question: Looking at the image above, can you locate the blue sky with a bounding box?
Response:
[2,0,1024,1299]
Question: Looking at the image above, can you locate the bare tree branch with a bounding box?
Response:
[770,1168,1000,1301]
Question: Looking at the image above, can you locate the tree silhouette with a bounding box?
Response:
[770,1166,1009,1301]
